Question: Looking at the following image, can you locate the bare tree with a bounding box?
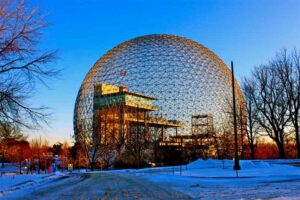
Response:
[0,122,26,167]
[0,0,59,129]
[0,122,26,141]
[74,122,91,169]
[220,94,246,160]
[275,49,300,158]
[252,64,290,158]
[30,136,49,173]
[241,78,260,159]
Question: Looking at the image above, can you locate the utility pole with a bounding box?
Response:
[231,61,241,171]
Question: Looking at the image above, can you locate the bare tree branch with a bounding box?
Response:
[0,0,59,131]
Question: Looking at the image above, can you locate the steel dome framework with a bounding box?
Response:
[74,34,244,143]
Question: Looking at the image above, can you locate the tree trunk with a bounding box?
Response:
[154,142,157,164]
[38,158,40,174]
[1,152,4,168]
[19,161,22,174]
[240,133,245,160]
[90,148,97,171]
[277,141,286,159]
[250,144,255,160]
[295,123,300,158]
[90,162,95,171]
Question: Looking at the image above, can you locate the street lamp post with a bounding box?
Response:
[231,61,241,171]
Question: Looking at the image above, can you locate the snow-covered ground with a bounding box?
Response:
[1,159,300,199]
[127,159,300,177]
[129,159,300,199]
[0,163,68,198]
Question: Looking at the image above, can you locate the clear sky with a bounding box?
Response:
[28,0,300,144]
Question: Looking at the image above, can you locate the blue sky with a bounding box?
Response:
[28,0,300,144]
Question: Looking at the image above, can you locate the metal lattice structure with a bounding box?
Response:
[74,34,244,143]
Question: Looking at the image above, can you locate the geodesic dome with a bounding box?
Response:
[74,34,244,139]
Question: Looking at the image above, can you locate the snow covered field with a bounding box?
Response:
[0,163,68,198]
[0,173,66,195]
[131,159,300,199]
[1,159,300,199]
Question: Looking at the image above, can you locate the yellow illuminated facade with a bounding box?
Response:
[93,83,183,147]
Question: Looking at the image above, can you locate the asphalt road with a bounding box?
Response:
[10,173,192,200]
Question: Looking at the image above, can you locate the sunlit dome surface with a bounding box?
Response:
[74,34,244,138]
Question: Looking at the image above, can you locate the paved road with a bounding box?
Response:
[9,173,192,200]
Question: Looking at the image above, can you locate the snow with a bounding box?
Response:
[0,162,68,197]
[1,159,300,199]
[0,163,19,173]
[1,174,43,192]
[129,159,300,199]
[0,171,67,197]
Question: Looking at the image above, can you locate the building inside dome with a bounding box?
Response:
[74,34,245,167]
